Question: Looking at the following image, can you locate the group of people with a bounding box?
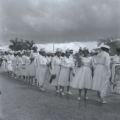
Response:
[0,44,120,104]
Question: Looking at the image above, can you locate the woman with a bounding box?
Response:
[49,48,62,93]
[27,57,36,87]
[58,49,73,95]
[111,48,120,94]
[35,48,49,91]
[21,52,30,83]
[29,49,39,86]
[71,49,92,100]
[15,52,23,79]
[92,45,111,103]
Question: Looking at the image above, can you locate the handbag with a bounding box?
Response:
[49,74,56,83]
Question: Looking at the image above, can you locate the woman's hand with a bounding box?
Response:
[72,73,75,77]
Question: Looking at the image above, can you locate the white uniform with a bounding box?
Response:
[28,52,39,76]
[15,56,23,76]
[1,55,7,72]
[111,55,120,94]
[71,57,92,89]
[92,51,111,97]
[35,55,48,86]
[50,56,61,86]
[111,55,120,82]
[21,55,30,76]
[6,55,13,72]
[12,55,16,74]
[58,56,72,86]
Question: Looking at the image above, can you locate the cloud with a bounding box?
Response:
[1,0,120,44]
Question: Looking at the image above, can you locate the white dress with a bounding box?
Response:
[50,56,61,86]
[6,55,13,72]
[58,57,72,86]
[71,57,92,89]
[111,55,120,83]
[92,51,111,97]
[21,55,30,76]
[111,55,120,94]
[15,56,23,76]
[28,52,39,76]
[35,55,48,86]
[27,61,36,77]
[11,56,16,74]
[1,55,7,72]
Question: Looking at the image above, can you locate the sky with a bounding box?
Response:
[0,0,120,45]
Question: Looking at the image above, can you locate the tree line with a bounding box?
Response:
[9,38,35,51]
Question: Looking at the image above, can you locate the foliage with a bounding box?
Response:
[97,37,115,46]
[9,38,35,51]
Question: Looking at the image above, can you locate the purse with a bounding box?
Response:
[49,74,56,83]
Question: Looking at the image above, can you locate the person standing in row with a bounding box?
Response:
[58,49,73,95]
[50,48,62,93]
[71,49,93,100]
[15,52,23,79]
[21,52,30,83]
[30,48,39,86]
[35,48,49,91]
[92,45,111,103]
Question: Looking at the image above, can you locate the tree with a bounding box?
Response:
[97,37,114,46]
[9,38,35,51]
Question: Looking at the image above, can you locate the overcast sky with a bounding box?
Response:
[0,0,120,45]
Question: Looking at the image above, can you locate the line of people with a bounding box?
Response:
[0,44,112,103]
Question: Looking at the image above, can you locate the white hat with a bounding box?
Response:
[66,49,70,52]
[99,44,110,49]
[83,47,88,50]
[56,48,62,52]
[91,49,96,53]
[40,48,45,52]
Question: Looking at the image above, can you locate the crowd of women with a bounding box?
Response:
[0,44,120,104]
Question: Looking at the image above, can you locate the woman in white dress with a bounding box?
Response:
[58,50,73,95]
[92,45,111,103]
[21,53,30,83]
[12,53,17,78]
[27,56,36,86]
[71,49,92,100]
[6,53,13,76]
[1,52,8,72]
[111,48,120,94]
[35,49,49,91]
[15,52,23,79]
[29,50,39,86]
[49,48,62,93]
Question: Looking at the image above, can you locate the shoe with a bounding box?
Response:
[61,92,65,96]
[101,100,107,104]
[56,90,60,93]
[40,87,45,91]
[84,96,88,100]
[67,91,72,95]
[59,89,63,92]
[77,97,81,101]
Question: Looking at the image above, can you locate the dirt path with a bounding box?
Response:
[0,71,120,120]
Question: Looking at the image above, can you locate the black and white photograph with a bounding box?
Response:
[0,0,120,120]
